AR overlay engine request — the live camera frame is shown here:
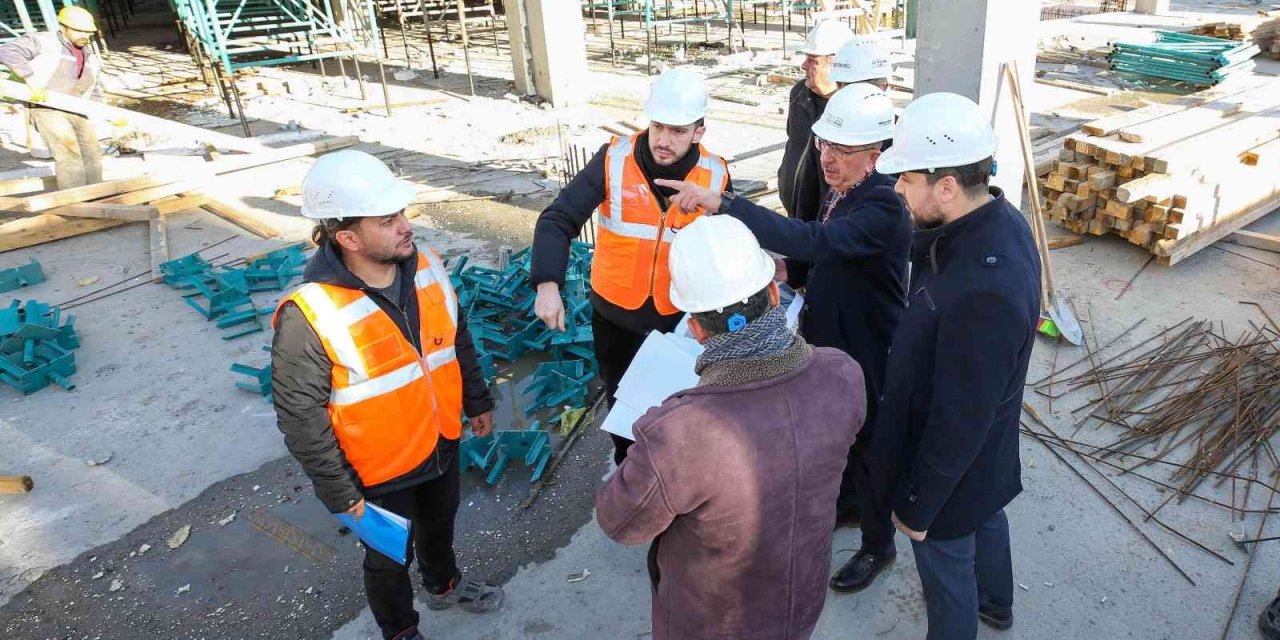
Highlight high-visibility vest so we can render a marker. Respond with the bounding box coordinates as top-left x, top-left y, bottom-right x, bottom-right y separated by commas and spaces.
594, 133, 730, 315
273, 250, 463, 487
